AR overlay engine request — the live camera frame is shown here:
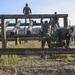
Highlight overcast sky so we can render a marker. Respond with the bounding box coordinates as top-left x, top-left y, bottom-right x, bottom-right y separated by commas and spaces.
0, 0, 75, 26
